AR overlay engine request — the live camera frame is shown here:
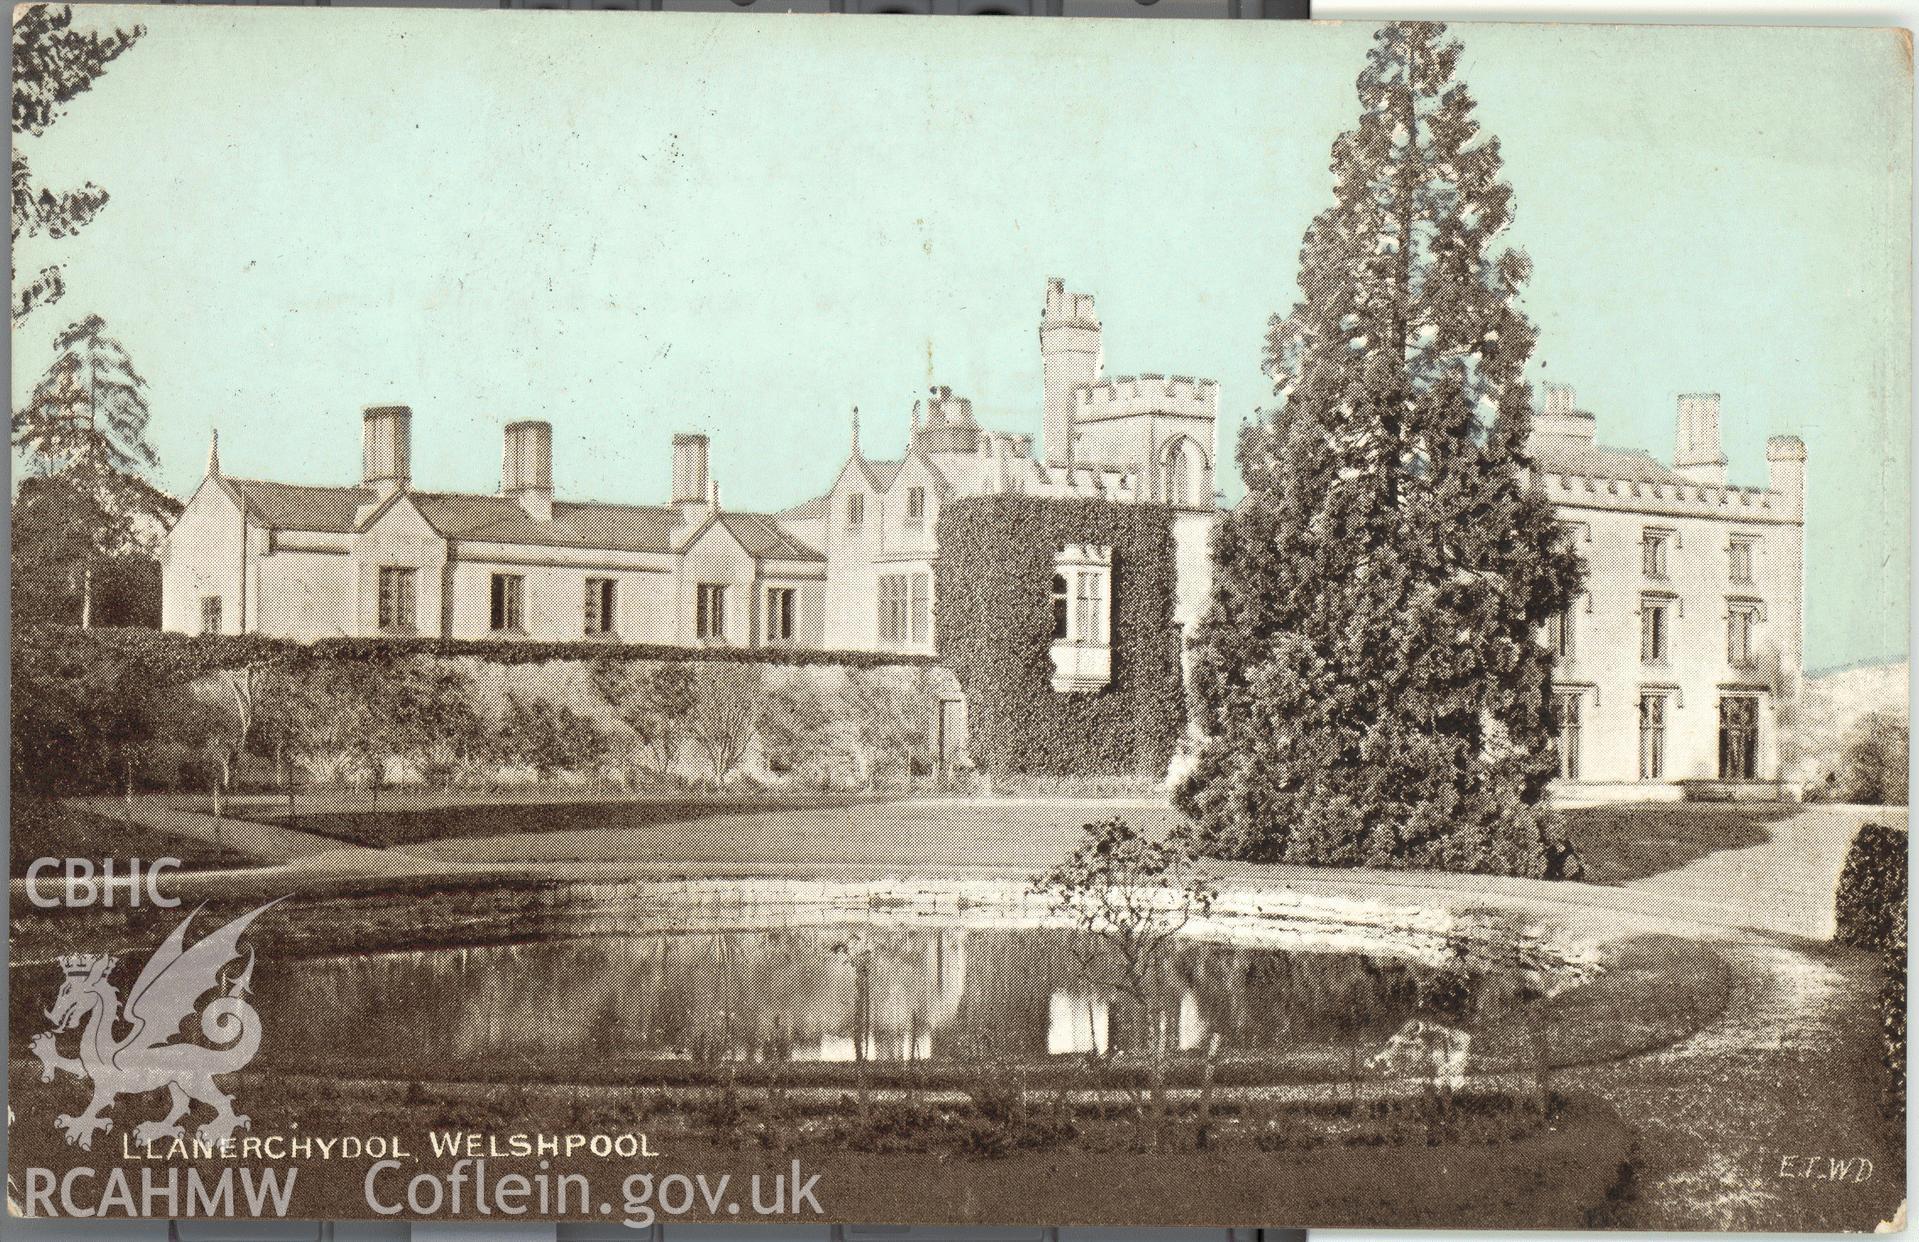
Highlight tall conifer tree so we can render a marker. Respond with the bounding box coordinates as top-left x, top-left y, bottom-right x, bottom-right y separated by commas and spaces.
1175, 23, 1583, 877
